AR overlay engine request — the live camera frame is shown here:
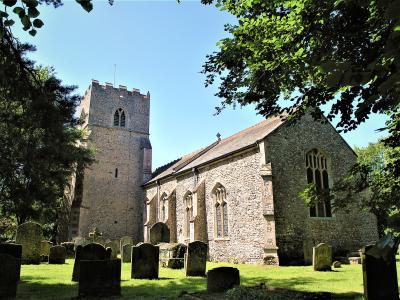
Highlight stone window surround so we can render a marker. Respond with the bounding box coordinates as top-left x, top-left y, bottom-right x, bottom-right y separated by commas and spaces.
212, 182, 229, 239
159, 192, 169, 223
111, 106, 128, 128
305, 148, 335, 219
183, 191, 194, 240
